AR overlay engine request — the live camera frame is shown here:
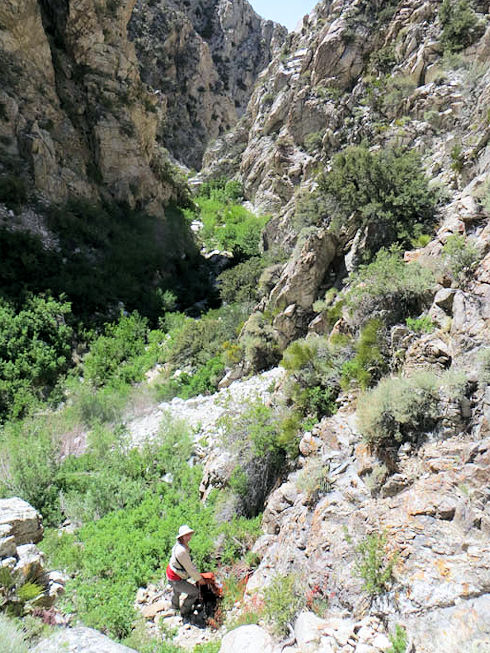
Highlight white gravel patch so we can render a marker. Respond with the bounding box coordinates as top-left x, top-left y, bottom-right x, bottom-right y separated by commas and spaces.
128, 367, 285, 446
